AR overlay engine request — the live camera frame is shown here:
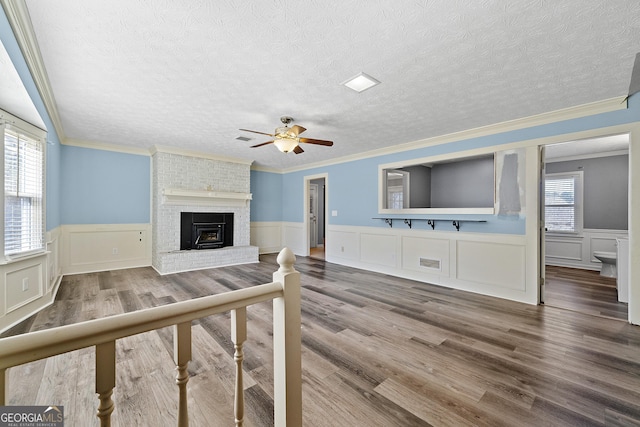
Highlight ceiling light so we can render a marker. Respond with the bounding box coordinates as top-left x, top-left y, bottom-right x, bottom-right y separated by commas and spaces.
273, 137, 299, 153
342, 72, 381, 93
